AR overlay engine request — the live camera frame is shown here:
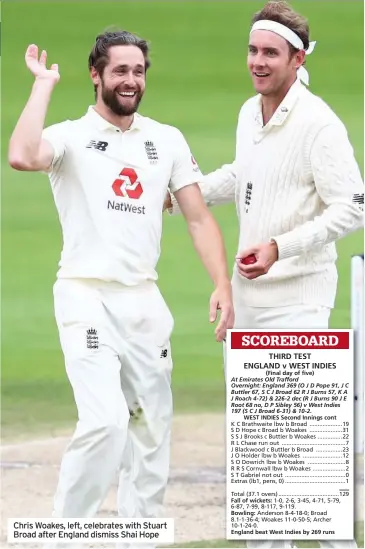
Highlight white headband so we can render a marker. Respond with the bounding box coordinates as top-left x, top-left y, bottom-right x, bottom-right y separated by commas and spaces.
250, 20, 316, 85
